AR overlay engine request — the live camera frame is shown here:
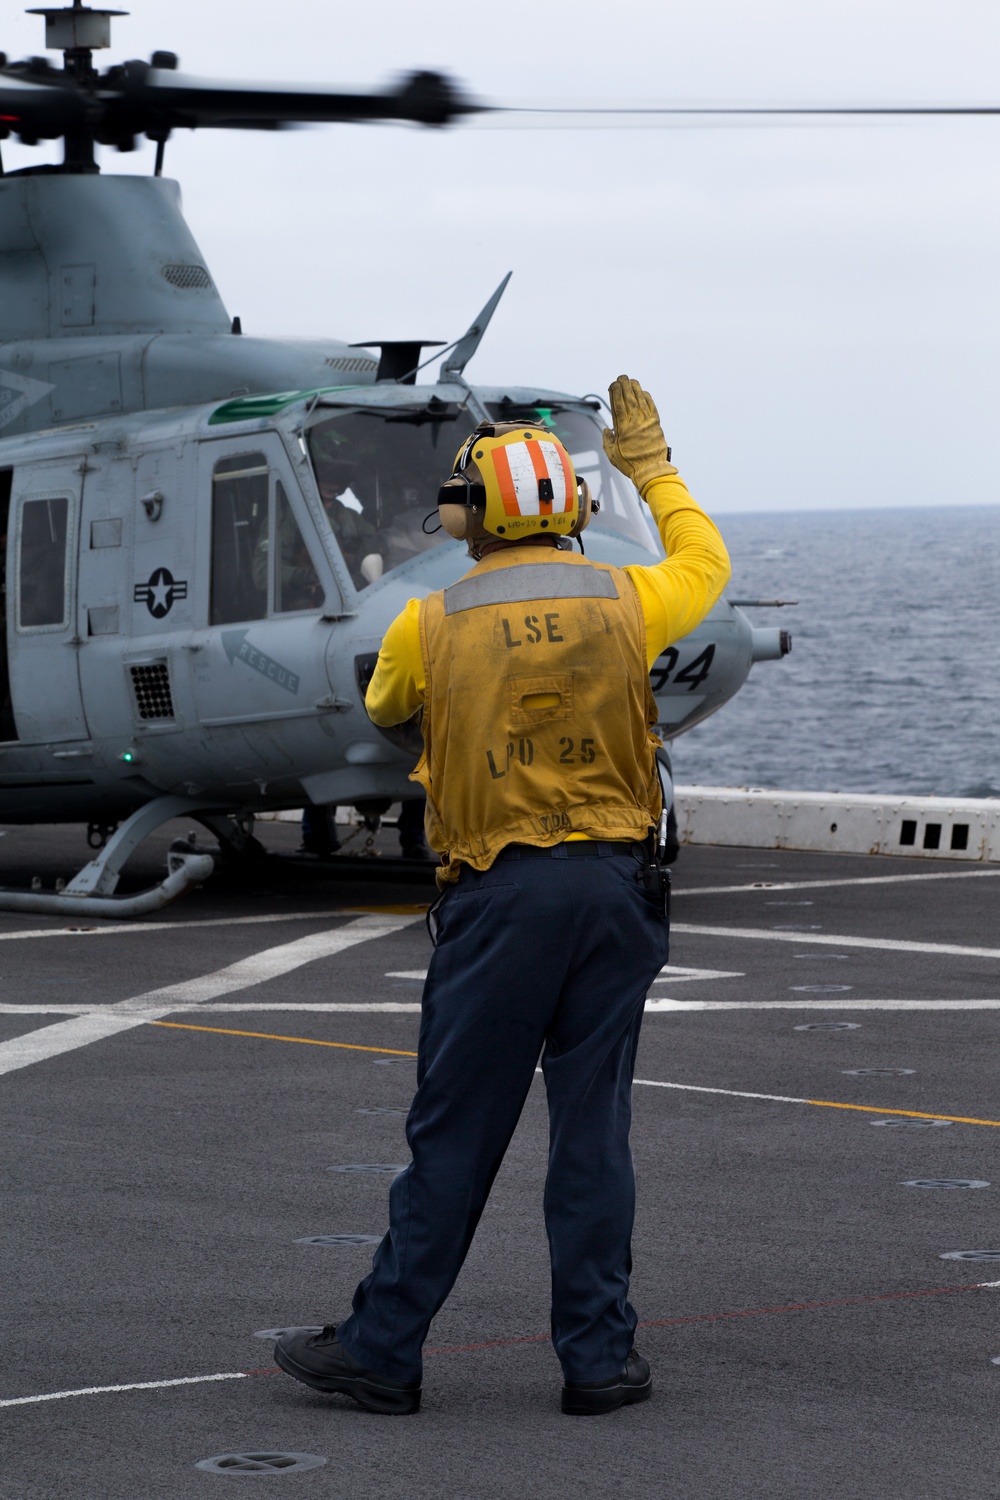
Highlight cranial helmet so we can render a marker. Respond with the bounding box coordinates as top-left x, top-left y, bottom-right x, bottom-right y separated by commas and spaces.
437, 422, 594, 543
